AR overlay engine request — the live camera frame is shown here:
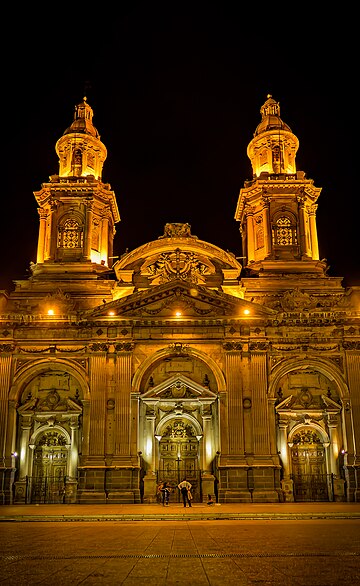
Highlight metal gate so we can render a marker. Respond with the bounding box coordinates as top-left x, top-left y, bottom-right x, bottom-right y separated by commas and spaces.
291, 474, 331, 501
26, 475, 66, 504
